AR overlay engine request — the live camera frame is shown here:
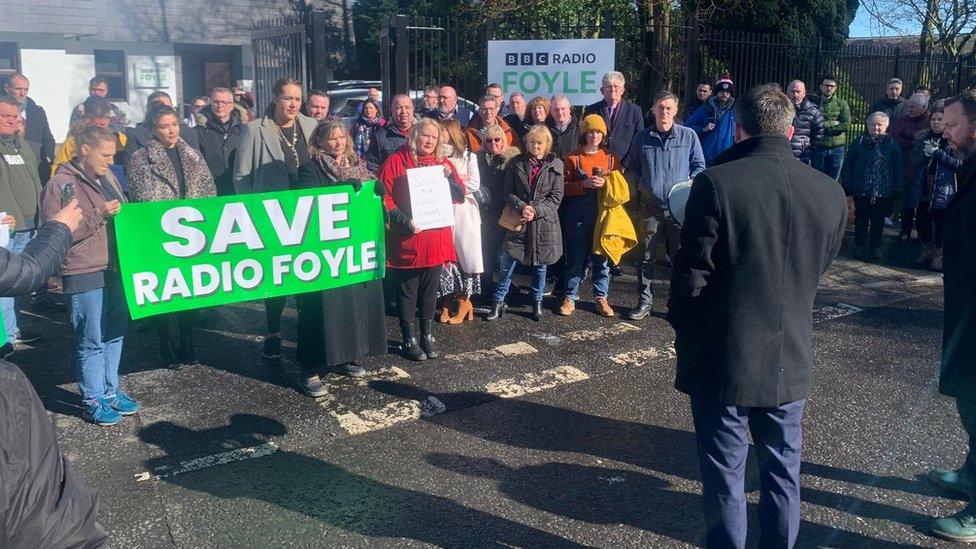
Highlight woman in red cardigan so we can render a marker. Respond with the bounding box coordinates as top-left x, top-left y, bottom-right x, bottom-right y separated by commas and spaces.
378, 118, 465, 361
